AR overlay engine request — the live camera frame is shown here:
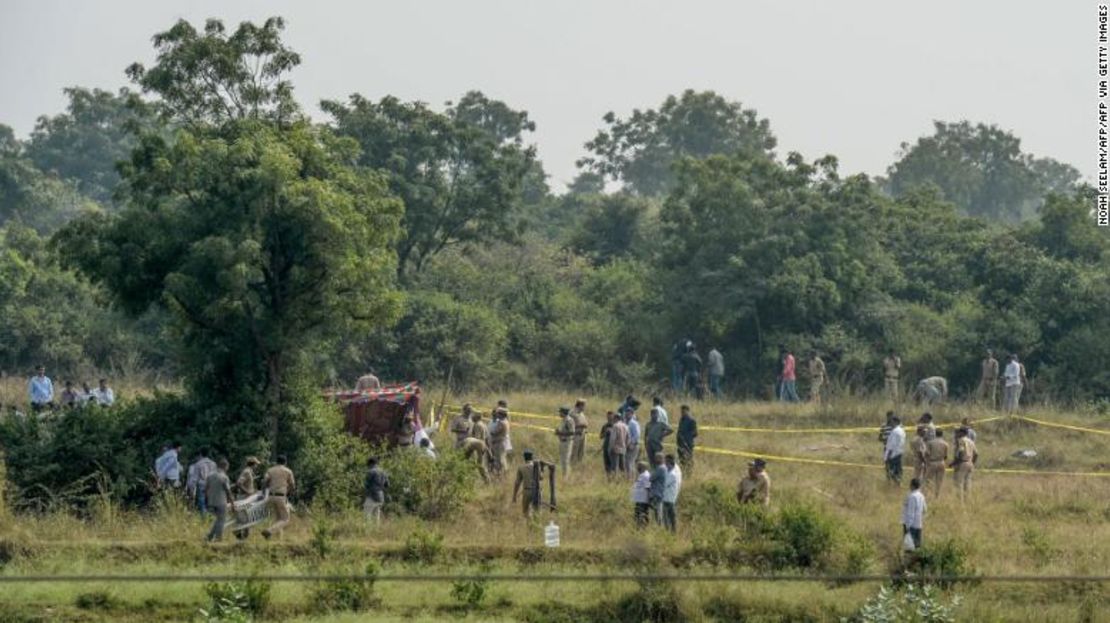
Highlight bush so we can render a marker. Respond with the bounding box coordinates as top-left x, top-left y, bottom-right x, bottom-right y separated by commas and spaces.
450, 563, 491, 609
74, 591, 119, 610
681, 481, 773, 536
382, 447, 476, 520
772, 502, 837, 569
310, 560, 381, 613
202, 580, 271, 617
612, 580, 694, 623
905, 538, 977, 587
844, 583, 962, 623
402, 527, 445, 564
